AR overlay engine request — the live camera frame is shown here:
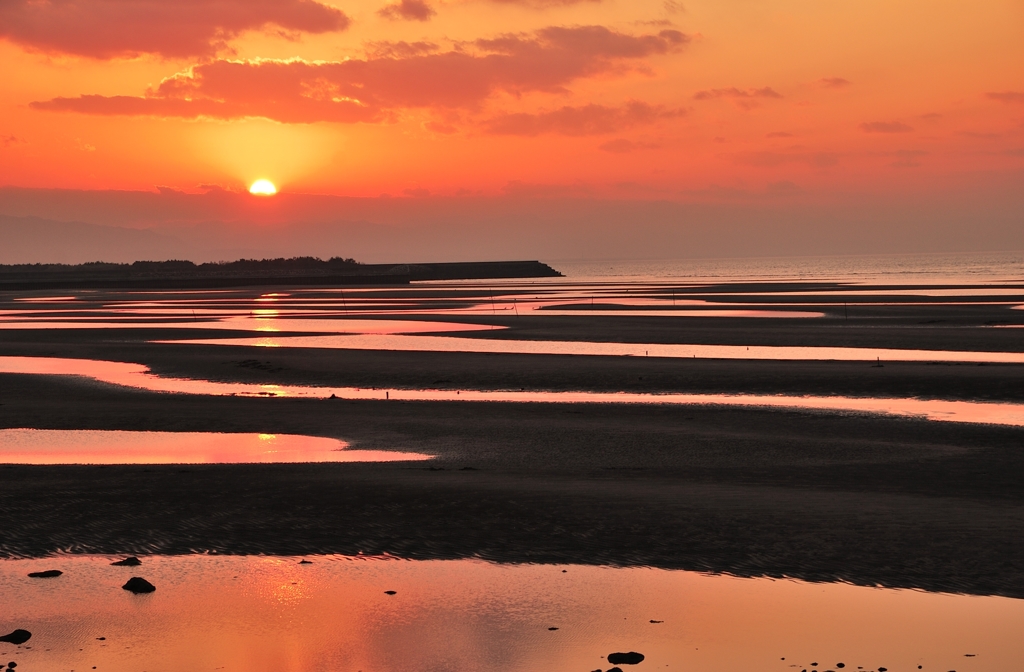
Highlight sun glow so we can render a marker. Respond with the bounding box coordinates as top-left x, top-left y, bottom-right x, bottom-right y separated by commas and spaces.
249, 179, 277, 195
